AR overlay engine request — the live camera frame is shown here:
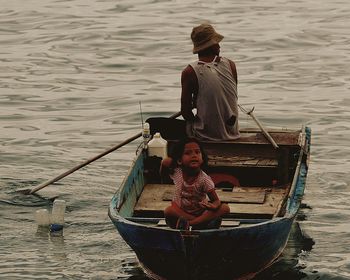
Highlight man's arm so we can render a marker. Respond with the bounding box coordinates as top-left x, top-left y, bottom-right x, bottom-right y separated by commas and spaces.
181, 65, 198, 121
